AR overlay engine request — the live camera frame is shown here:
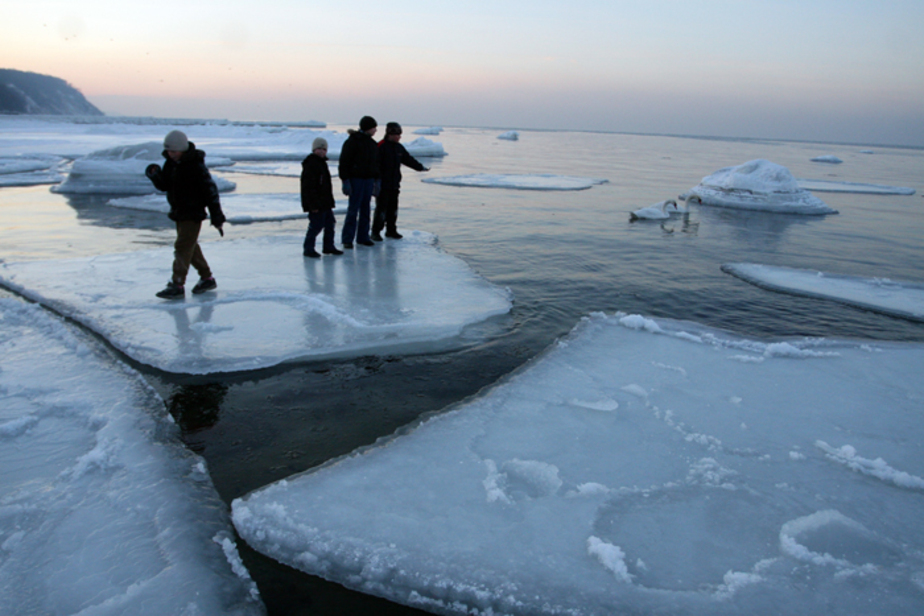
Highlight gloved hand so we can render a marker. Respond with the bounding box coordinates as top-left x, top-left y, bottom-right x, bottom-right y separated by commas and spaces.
341, 180, 351, 196
145, 163, 162, 180
215, 224, 224, 237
